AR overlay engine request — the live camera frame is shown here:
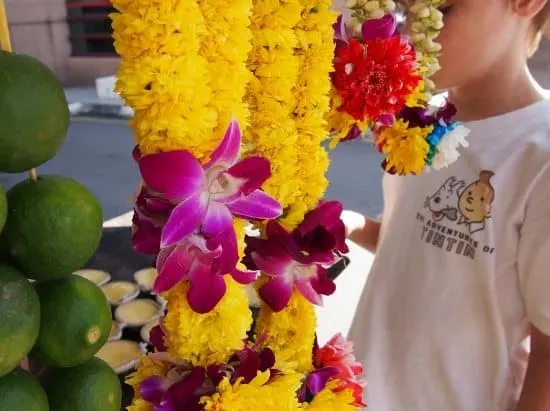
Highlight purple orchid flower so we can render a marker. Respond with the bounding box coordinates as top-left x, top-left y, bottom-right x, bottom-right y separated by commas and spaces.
361, 13, 397, 41
137, 120, 282, 248
398, 101, 458, 128
244, 220, 337, 312
149, 323, 167, 352
132, 187, 175, 254
140, 367, 207, 411
295, 201, 349, 260
228, 346, 277, 384
154, 229, 256, 313
298, 366, 340, 402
